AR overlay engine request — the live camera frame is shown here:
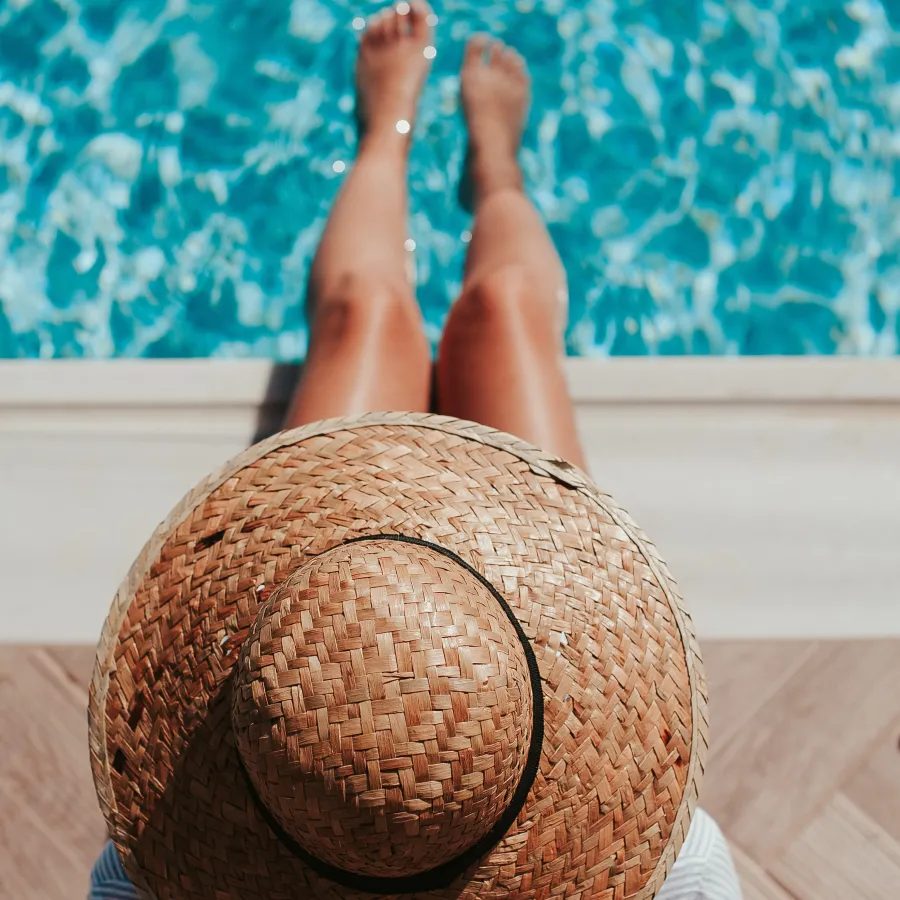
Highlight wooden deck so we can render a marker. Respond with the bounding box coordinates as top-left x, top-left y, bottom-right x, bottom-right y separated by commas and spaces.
1, 641, 898, 899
